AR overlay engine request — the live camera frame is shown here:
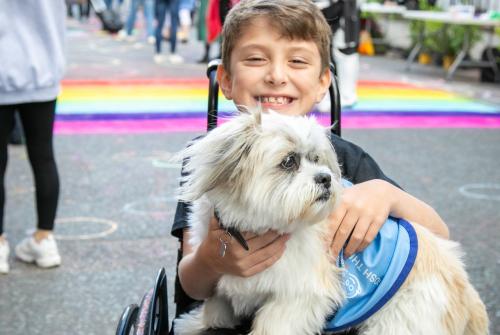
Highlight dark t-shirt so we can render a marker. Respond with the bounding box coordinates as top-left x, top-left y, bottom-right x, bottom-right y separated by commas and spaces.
169, 133, 399, 333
